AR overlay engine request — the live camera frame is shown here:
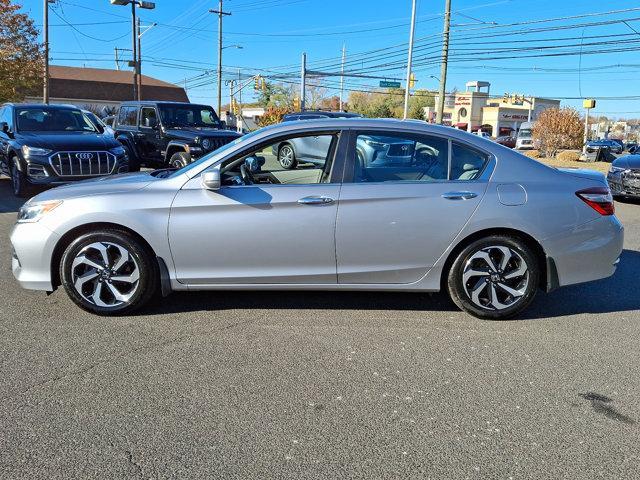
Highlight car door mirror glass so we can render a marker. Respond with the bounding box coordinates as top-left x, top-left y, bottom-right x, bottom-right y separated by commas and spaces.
202, 168, 221, 190
0, 122, 9, 134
